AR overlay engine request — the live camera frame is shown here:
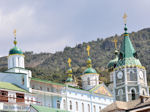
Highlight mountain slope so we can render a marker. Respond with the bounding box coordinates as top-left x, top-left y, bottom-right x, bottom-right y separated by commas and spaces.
0, 28, 150, 84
